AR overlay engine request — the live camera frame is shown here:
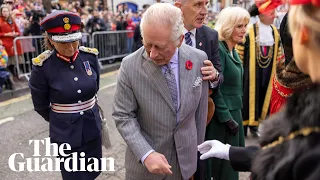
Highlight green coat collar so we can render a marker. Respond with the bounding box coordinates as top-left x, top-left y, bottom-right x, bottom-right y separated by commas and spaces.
218, 41, 242, 65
